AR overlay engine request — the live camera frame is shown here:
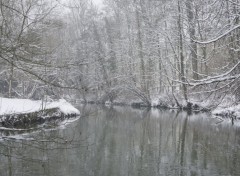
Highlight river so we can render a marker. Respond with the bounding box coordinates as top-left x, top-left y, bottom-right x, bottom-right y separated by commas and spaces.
0, 105, 240, 176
